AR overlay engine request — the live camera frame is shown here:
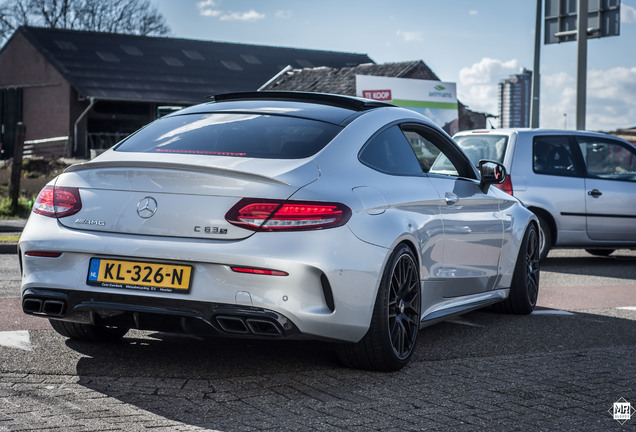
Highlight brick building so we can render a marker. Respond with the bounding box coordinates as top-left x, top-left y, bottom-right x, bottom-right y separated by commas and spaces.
0, 27, 372, 159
